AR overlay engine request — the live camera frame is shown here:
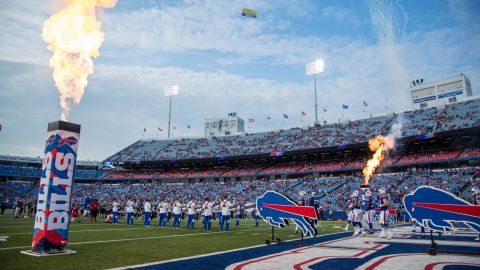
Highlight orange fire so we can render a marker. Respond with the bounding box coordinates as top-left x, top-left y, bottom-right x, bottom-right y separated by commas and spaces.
362, 135, 394, 185
42, 0, 117, 121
